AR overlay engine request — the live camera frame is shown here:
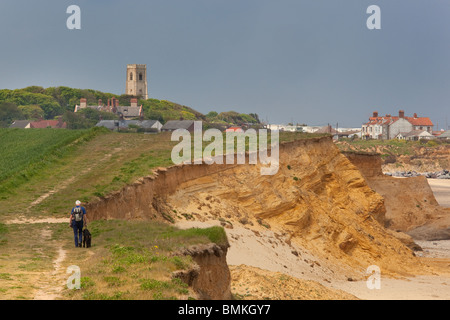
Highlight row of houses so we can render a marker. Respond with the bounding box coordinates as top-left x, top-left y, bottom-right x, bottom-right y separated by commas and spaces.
94, 120, 248, 133
9, 119, 67, 129
94, 119, 193, 132
267, 109, 450, 142
267, 124, 362, 138
75, 97, 143, 120
362, 110, 435, 140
